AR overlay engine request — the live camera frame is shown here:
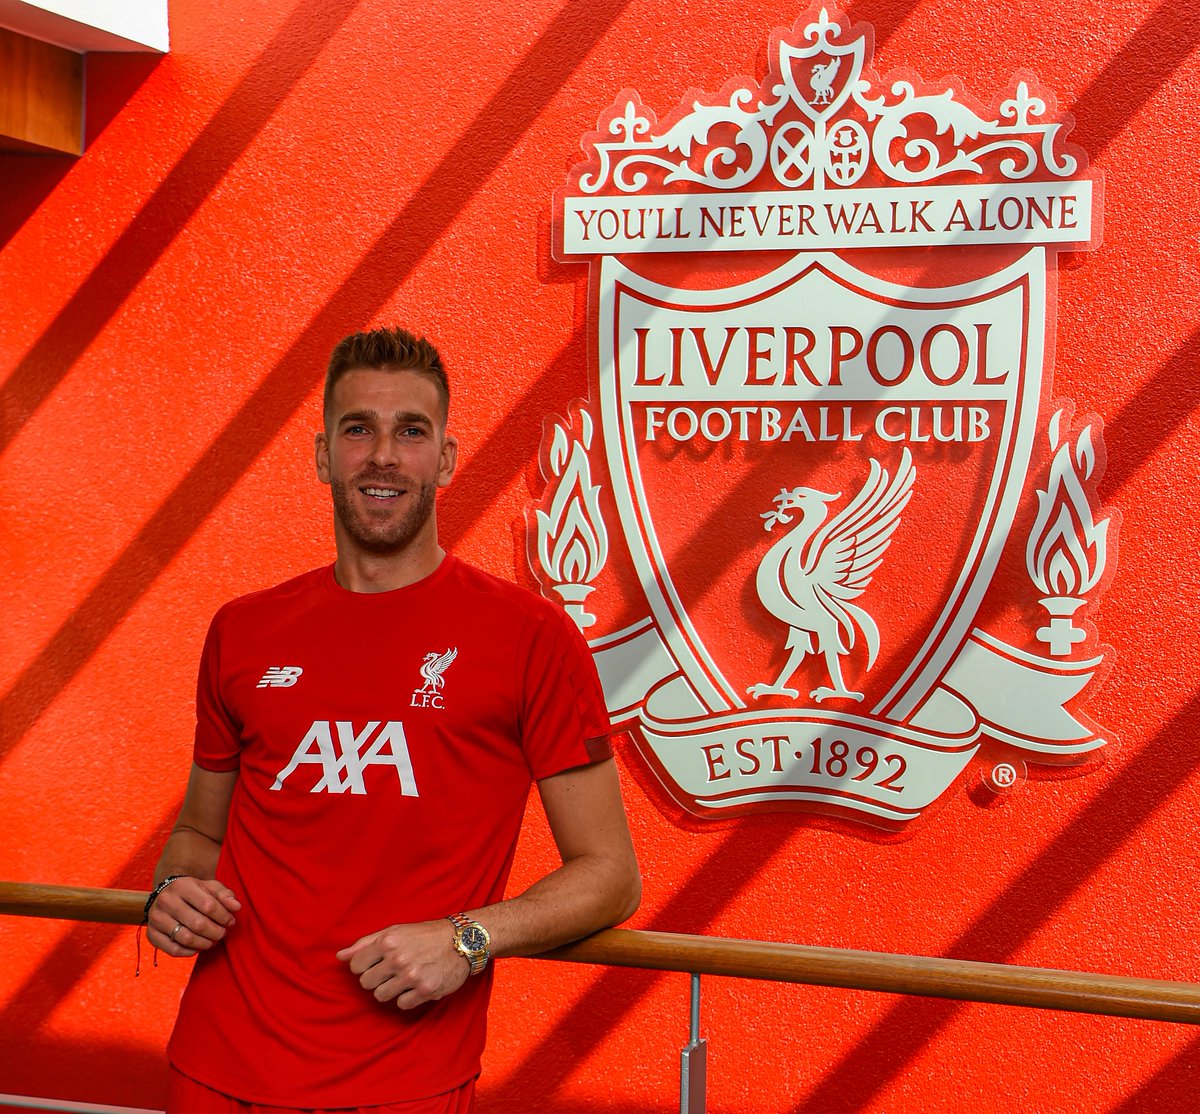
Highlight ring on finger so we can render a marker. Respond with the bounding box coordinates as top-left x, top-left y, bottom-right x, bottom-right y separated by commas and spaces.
169, 922, 184, 943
